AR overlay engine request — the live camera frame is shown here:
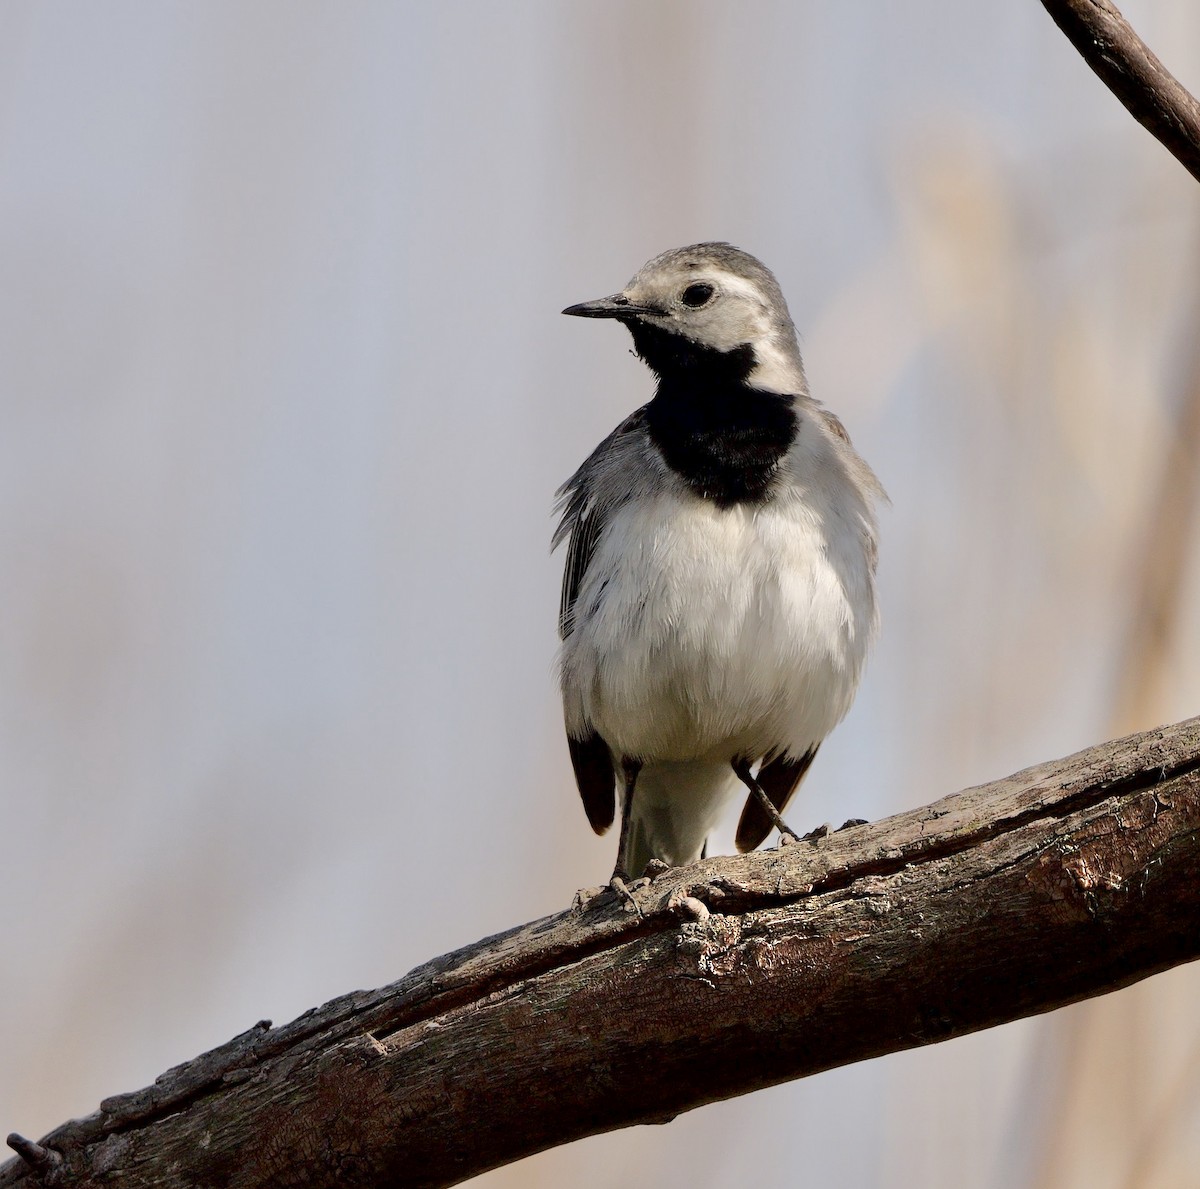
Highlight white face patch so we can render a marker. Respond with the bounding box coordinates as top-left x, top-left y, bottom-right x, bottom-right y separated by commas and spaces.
703, 270, 801, 389
694, 270, 771, 349
745, 336, 800, 393
622, 264, 804, 392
